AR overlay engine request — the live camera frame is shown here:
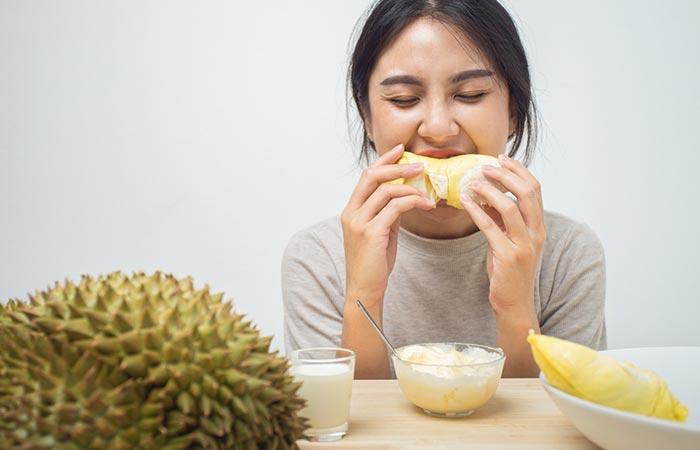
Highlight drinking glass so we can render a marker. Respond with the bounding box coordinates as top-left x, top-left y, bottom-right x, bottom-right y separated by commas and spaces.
290, 347, 355, 442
